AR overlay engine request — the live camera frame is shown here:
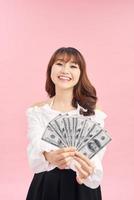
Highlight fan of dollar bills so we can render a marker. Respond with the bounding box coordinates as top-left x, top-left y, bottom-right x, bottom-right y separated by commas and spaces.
41, 113, 112, 159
